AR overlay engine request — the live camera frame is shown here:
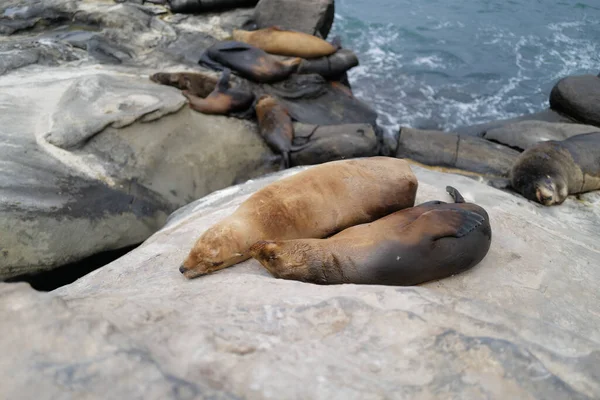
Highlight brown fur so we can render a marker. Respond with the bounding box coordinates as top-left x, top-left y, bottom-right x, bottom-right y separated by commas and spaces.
149, 72, 218, 98
232, 27, 338, 59
255, 95, 297, 168
250, 189, 492, 286
180, 157, 418, 279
